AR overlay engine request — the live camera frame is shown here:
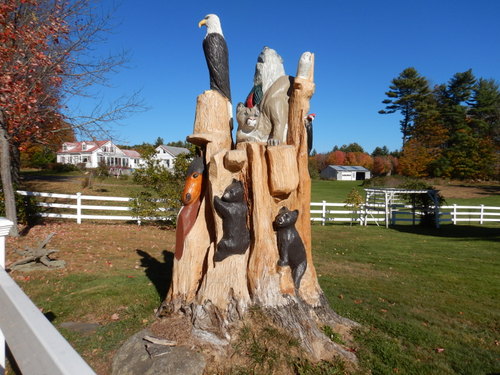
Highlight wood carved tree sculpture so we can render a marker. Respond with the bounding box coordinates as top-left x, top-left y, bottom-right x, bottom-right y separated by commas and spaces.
159, 15, 358, 367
